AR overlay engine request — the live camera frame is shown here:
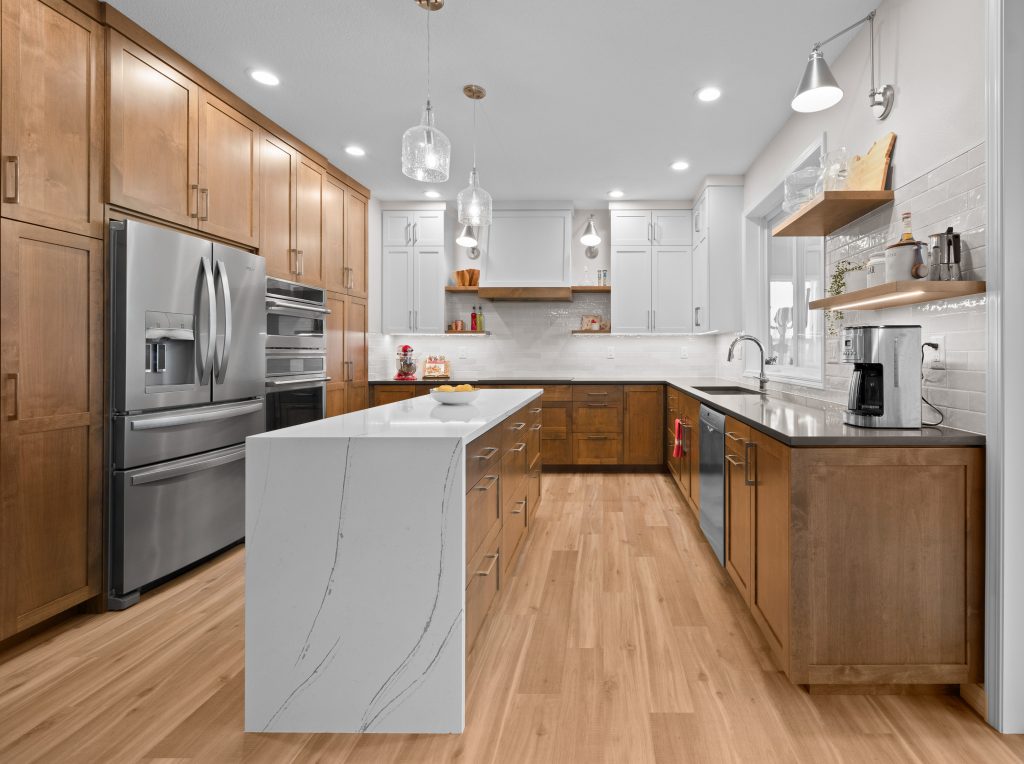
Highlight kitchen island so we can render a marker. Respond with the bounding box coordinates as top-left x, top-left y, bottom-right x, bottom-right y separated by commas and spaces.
244, 389, 542, 734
